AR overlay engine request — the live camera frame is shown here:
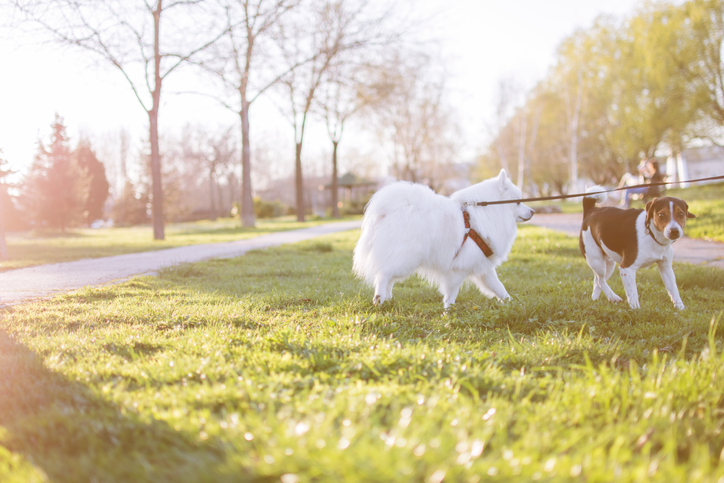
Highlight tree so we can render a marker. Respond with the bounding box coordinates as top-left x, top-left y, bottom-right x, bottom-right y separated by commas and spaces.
197, 0, 300, 227
179, 125, 238, 218
277, 1, 347, 221
552, 21, 618, 189
665, 0, 724, 142
74, 139, 110, 224
374, 52, 459, 190
21, 114, 85, 231
0, 151, 12, 260
277, 0, 404, 221
486, 77, 524, 177
317, 61, 369, 217
14, 0, 227, 239
112, 180, 150, 226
